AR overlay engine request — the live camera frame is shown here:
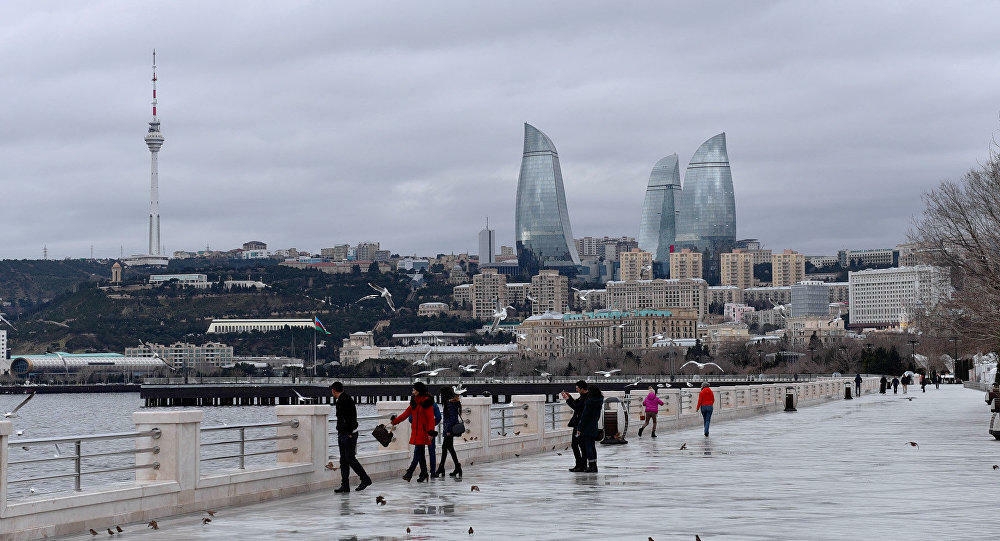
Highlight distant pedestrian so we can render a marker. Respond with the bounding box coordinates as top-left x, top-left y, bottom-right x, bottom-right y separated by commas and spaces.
390, 381, 436, 483
561, 382, 587, 472
902, 374, 910, 394
879, 376, 887, 394
854, 373, 862, 396
576, 381, 604, 473
330, 382, 372, 493
933, 371, 941, 390
637, 386, 664, 438
920, 374, 927, 393
892, 377, 899, 394
697, 382, 715, 437
434, 386, 463, 479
